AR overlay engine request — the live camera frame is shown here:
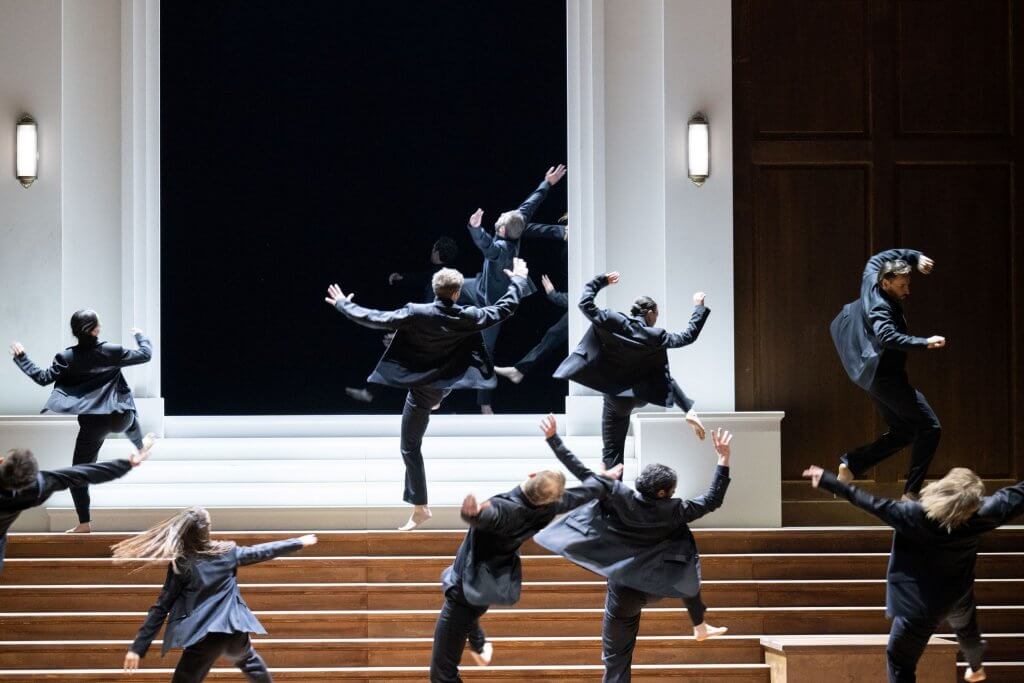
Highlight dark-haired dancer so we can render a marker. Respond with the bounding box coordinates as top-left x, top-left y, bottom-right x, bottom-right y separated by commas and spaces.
463, 164, 568, 414
118, 507, 318, 681
0, 447, 151, 573
430, 414, 622, 682
495, 275, 568, 385
804, 465, 1024, 682
555, 271, 709, 469
831, 249, 945, 498
326, 259, 530, 531
10, 309, 155, 533
535, 429, 733, 682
